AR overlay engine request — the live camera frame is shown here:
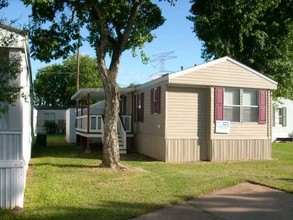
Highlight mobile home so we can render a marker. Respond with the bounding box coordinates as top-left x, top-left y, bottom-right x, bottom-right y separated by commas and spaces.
72, 57, 277, 162
272, 98, 293, 141
0, 23, 33, 208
